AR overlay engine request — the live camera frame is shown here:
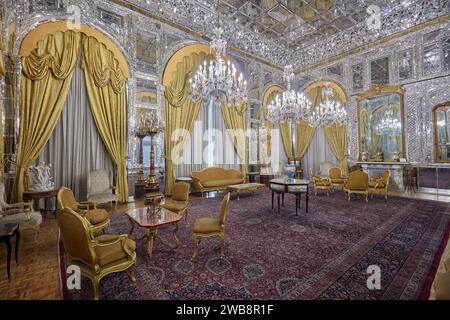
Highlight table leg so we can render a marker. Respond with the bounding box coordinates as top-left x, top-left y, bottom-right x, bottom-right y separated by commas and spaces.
271, 191, 274, 210
127, 216, 135, 236
237, 191, 240, 200
4, 238, 12, 282
14, 230, 20, 265
306, 189, 309, 213
44, 198, 49, 219
147, 229, 155, 257
298, 194, 301, 216
295, 194, 298, 216
54, 196, 58, 217
277, 194, 280, 214
282, 193, 284, 207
